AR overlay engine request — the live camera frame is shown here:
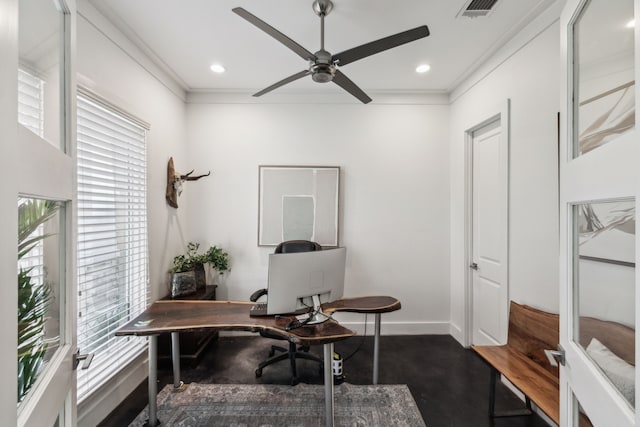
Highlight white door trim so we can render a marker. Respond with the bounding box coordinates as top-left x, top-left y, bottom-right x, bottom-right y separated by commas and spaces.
463, 99, 511, 347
